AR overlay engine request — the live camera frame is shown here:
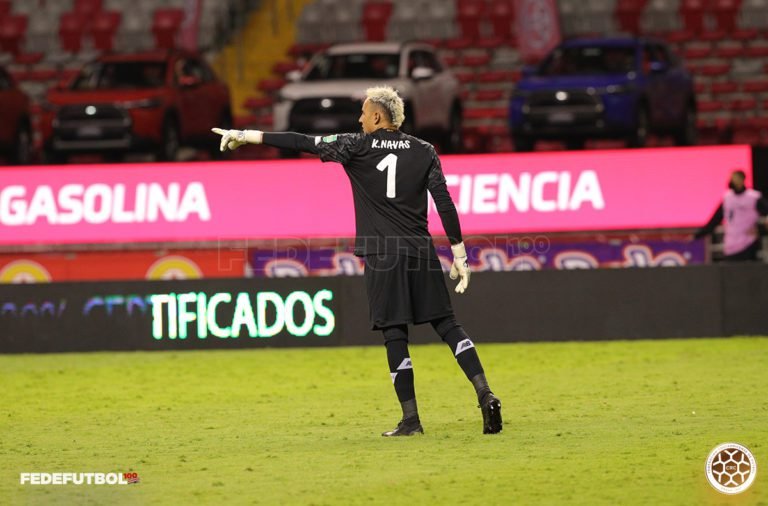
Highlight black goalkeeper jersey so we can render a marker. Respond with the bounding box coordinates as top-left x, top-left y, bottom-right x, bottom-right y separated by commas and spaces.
262, 129, 462, 258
